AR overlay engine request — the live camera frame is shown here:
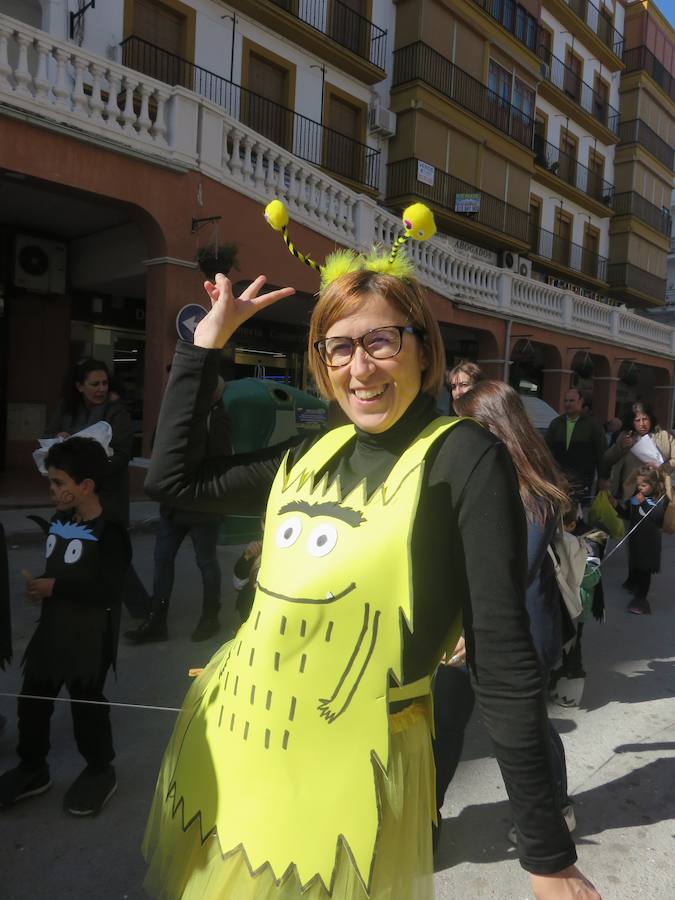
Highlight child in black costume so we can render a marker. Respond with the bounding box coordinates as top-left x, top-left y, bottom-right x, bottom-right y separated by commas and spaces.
0, 437, 131, 814
626, 466, 667, 615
